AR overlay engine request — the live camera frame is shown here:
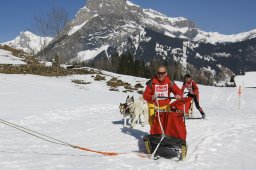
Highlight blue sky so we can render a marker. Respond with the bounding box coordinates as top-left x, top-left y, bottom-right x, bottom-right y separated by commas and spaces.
0, 0, 255, 43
